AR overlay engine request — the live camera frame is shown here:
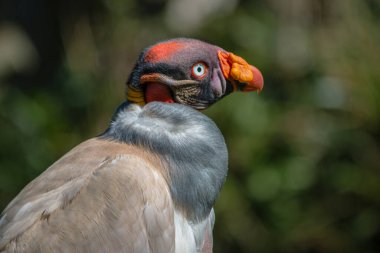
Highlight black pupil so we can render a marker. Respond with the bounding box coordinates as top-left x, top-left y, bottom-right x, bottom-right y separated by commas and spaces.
197, 66, 202, 73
